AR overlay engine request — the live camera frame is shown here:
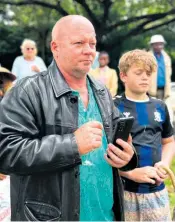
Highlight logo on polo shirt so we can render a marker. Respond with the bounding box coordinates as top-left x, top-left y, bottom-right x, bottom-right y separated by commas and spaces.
154, 110, 162, 122
123, 112, 130, 118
